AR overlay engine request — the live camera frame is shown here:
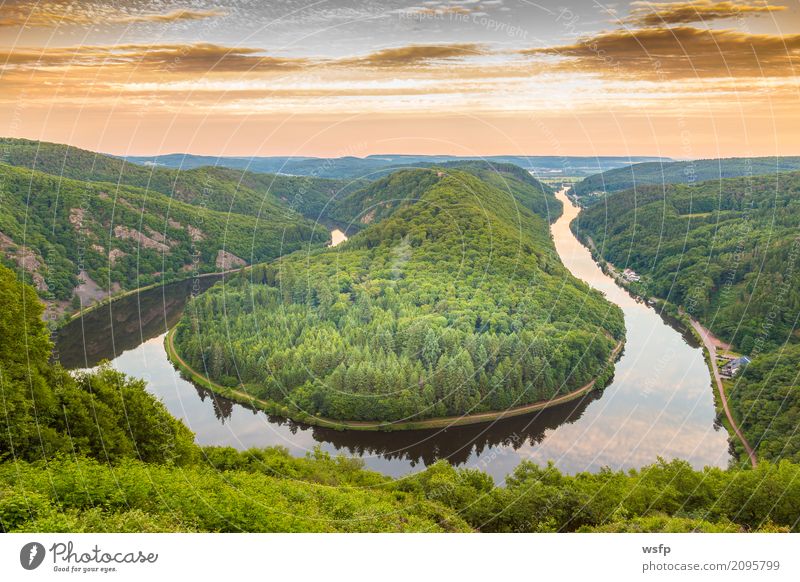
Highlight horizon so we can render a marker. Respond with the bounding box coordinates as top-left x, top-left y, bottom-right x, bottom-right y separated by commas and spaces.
9, 136, 800, 162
